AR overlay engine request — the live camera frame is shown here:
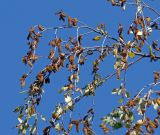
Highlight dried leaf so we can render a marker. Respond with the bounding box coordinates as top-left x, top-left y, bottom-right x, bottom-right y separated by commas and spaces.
68, 55, 74, 64
156, 98, 160, 106
154, 72, 160, 84
100, 124, 109, 134
48, 49, 55, 59
22, 56, 27, 64
20, 74, 27, 87
68, 16, 72, 26
117, 69, 121, 80
65, 44, 70, 50
55, 10, 66, 21
83, 127, 88, 135
27, 60, 33, 67
38, 24, 44, 31
148, 119, 158, 128
36, 72, 44, 82
71, 120, 80, 133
